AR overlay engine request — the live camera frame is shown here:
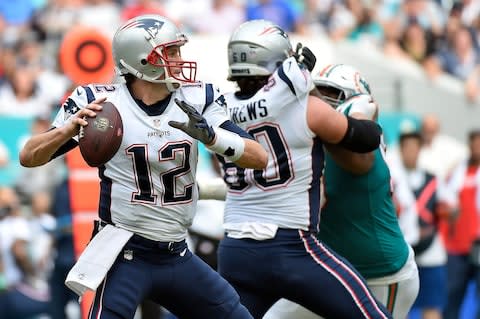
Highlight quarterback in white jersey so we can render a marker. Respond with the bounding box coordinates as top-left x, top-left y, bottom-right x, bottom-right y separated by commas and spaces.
52, 81, 230, 242
20, 14, 267, 319
216, 19, 392, 319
